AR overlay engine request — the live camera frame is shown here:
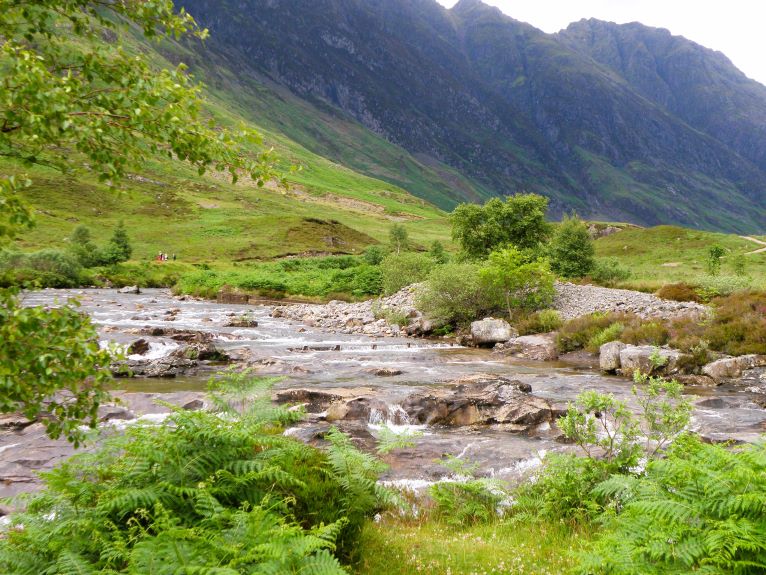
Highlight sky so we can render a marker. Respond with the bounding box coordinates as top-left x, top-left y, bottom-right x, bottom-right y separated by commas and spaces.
435, 0, 766, 86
